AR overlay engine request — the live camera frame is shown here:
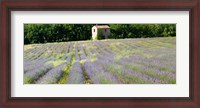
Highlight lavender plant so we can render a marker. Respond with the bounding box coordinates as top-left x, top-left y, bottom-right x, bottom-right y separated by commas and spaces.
36, 63, 67, 84
24, 37, 176, 84
24, 64, 53, 84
